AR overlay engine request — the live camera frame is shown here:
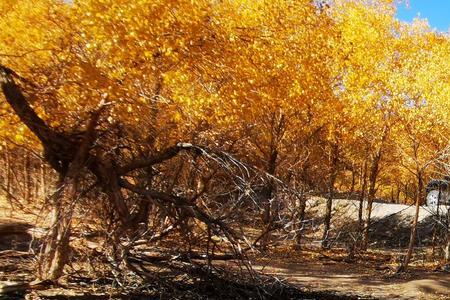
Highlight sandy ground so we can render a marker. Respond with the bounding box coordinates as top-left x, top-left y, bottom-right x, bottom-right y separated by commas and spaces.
253, 256, 450, 300
266, 198, 450, 299
1, 196, 449, 299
